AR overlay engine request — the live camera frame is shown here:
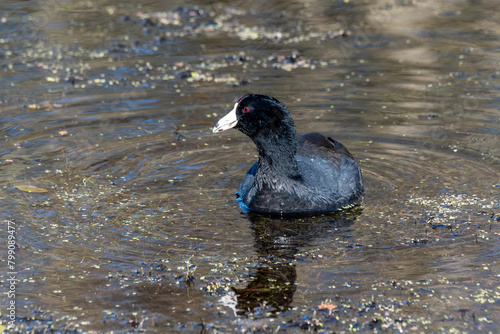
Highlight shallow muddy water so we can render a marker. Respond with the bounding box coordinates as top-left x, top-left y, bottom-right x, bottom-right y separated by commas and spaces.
1, 0, 499, 333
